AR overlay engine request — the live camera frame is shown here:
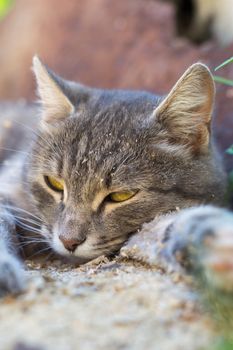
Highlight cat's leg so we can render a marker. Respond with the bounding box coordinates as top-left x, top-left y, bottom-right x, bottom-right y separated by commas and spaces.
120, 206, 233, 291
161, 206, 233, 291
0, 207, 26, 296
